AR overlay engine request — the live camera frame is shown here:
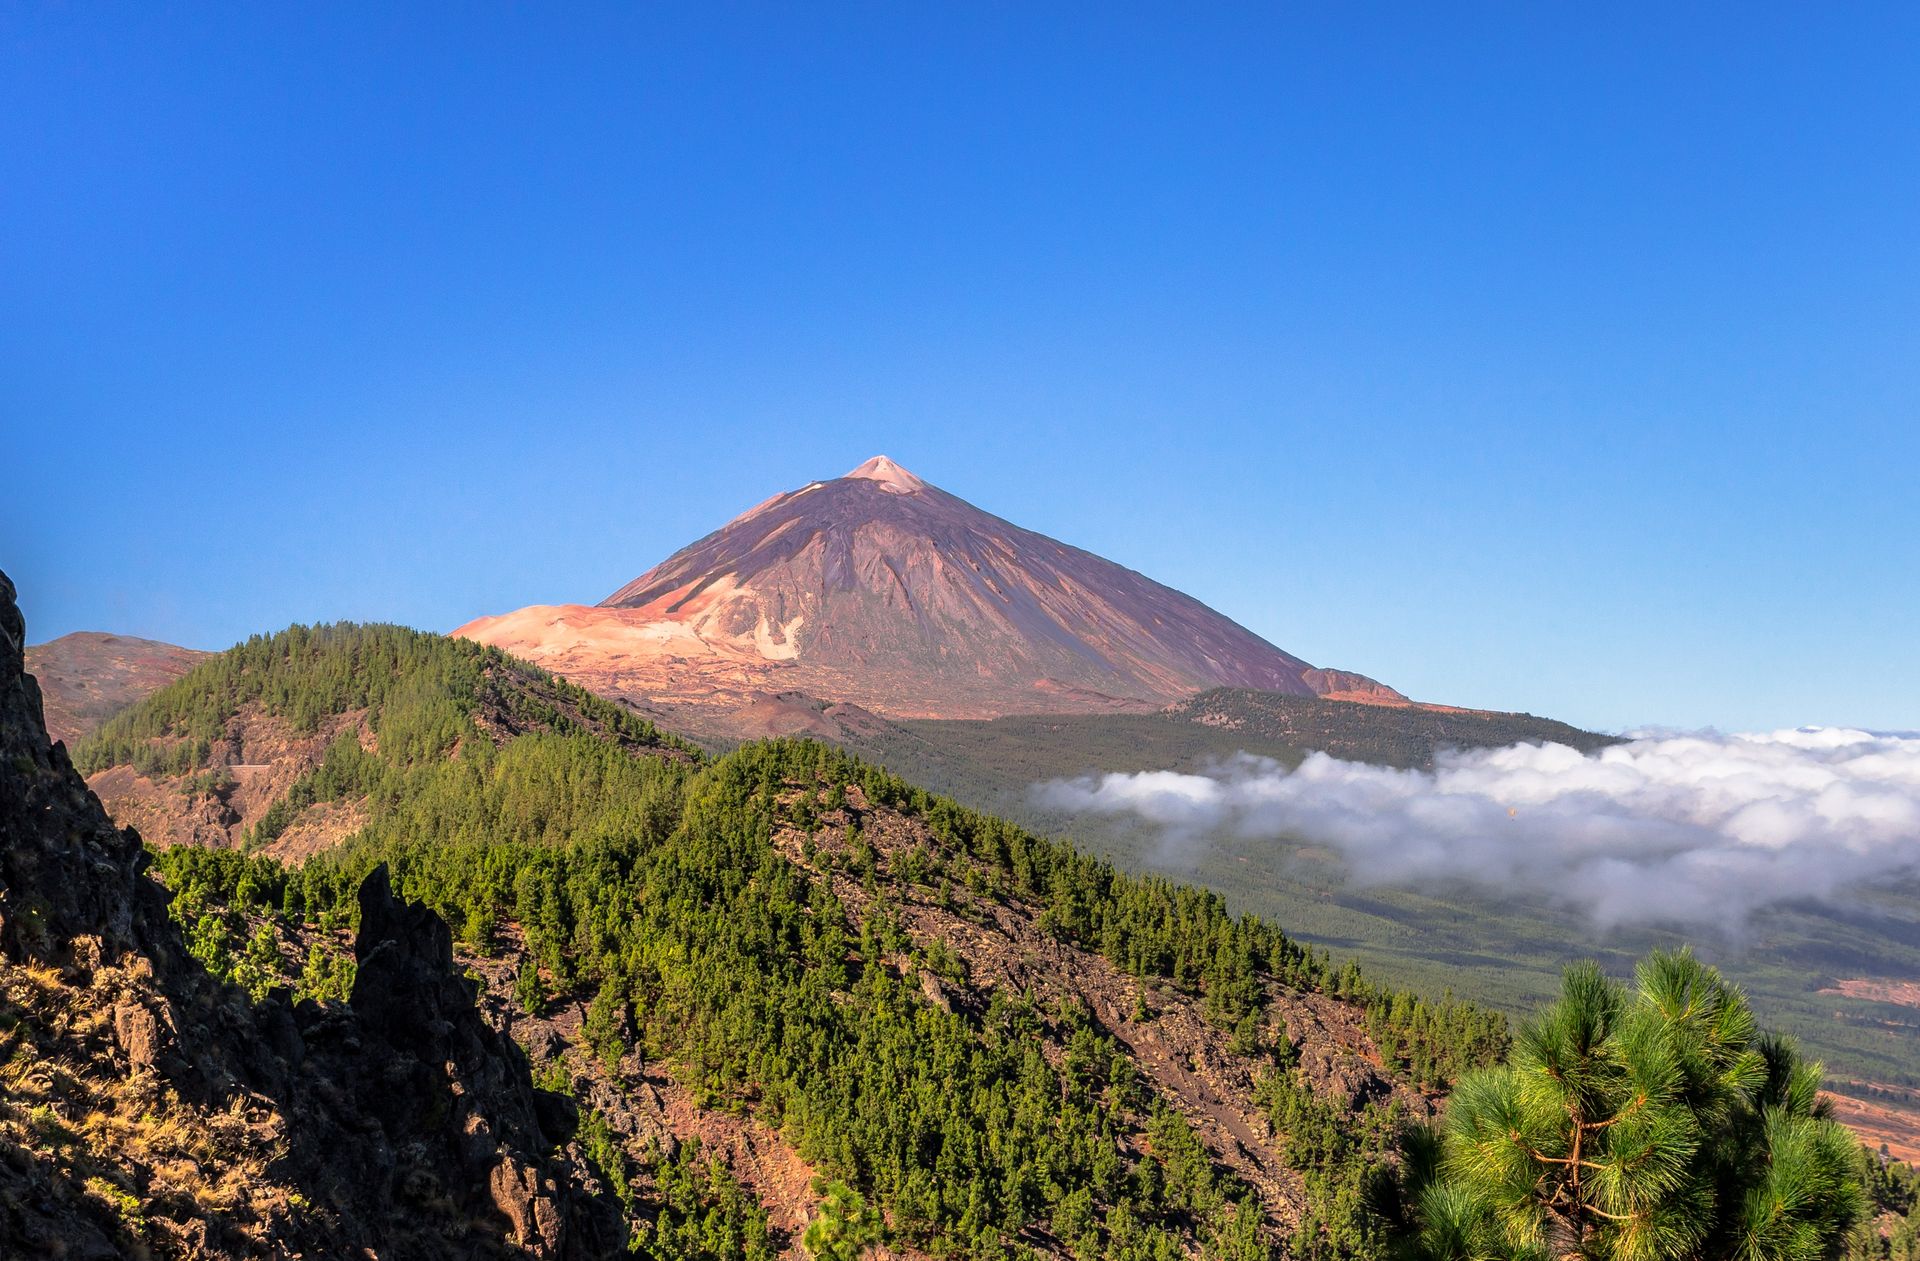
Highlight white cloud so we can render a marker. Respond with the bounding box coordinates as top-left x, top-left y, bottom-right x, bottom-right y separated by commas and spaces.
1033, 729, 1920, 931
